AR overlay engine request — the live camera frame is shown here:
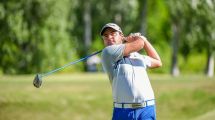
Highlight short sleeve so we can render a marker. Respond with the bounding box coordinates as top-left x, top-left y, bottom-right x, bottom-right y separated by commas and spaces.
101, 44, 125, 73
102, 44, 125, 62
143, 55, 152, 68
